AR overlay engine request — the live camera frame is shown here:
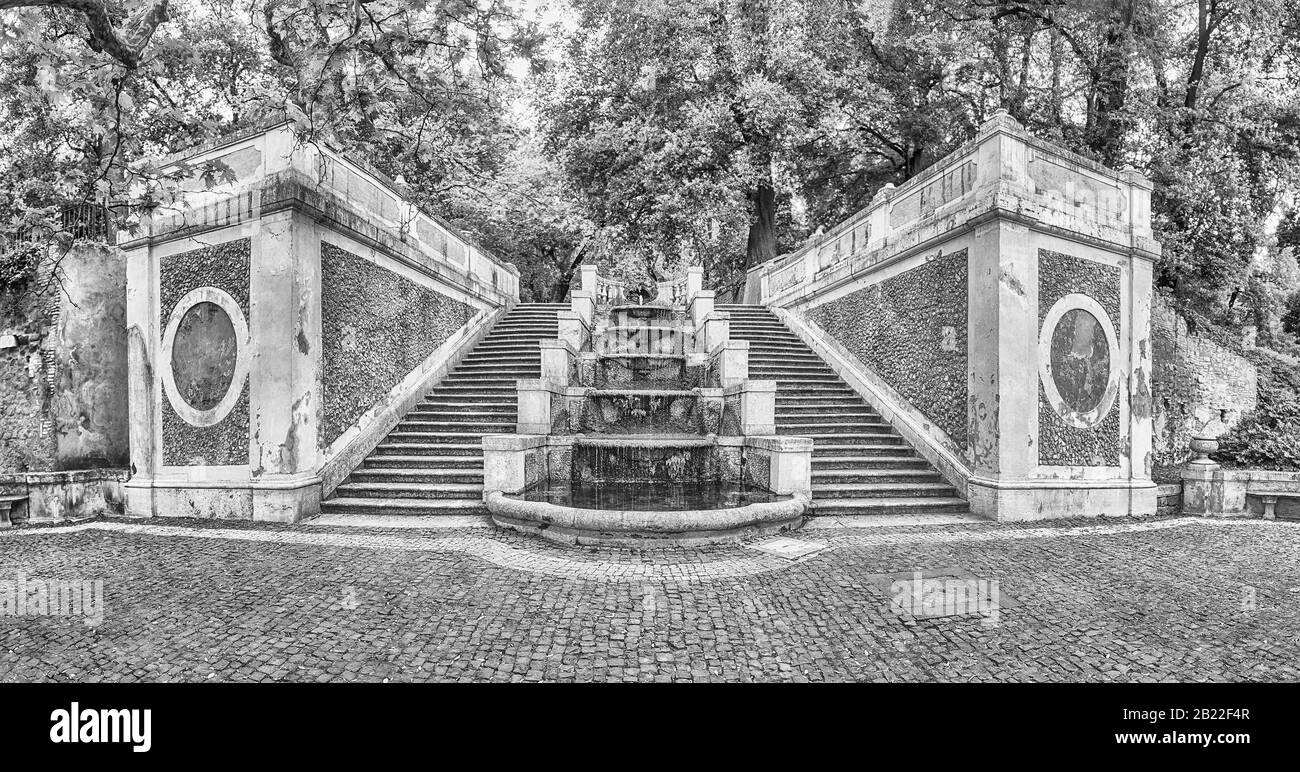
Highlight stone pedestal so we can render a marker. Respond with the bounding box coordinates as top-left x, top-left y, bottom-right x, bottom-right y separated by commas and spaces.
711, 340, 750, 387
